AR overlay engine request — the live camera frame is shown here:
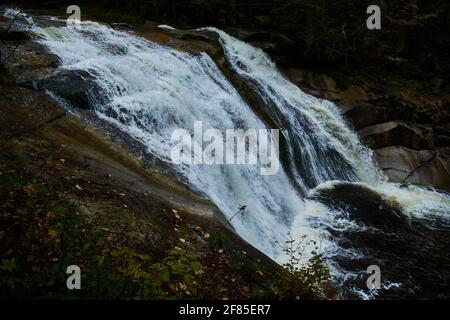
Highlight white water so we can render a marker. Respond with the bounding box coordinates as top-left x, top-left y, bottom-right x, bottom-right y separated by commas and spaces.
24, 18, 306, 259
5, 9, 449, 295
205, 28, 450, 284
